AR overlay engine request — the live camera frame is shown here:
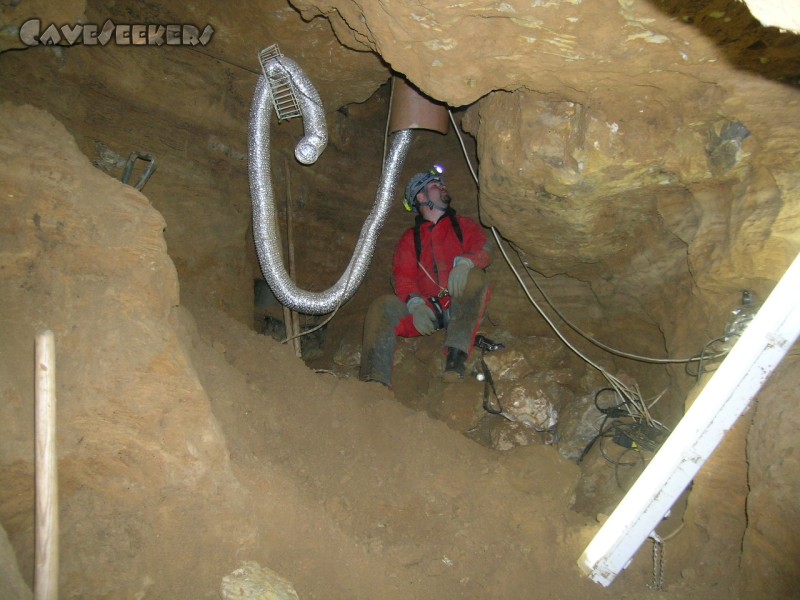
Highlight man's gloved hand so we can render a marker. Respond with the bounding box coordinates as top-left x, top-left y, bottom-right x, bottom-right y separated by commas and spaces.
407, 297, 437, 335
448, 257, 474, 298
